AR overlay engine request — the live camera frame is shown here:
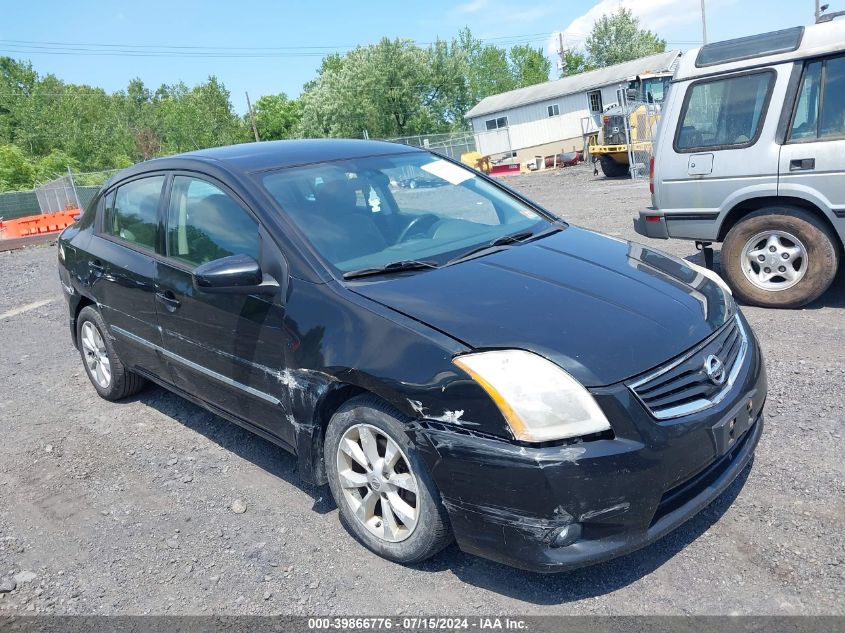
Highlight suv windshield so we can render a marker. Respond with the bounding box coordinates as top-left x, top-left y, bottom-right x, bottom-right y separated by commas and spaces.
261, 152, 553, 275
